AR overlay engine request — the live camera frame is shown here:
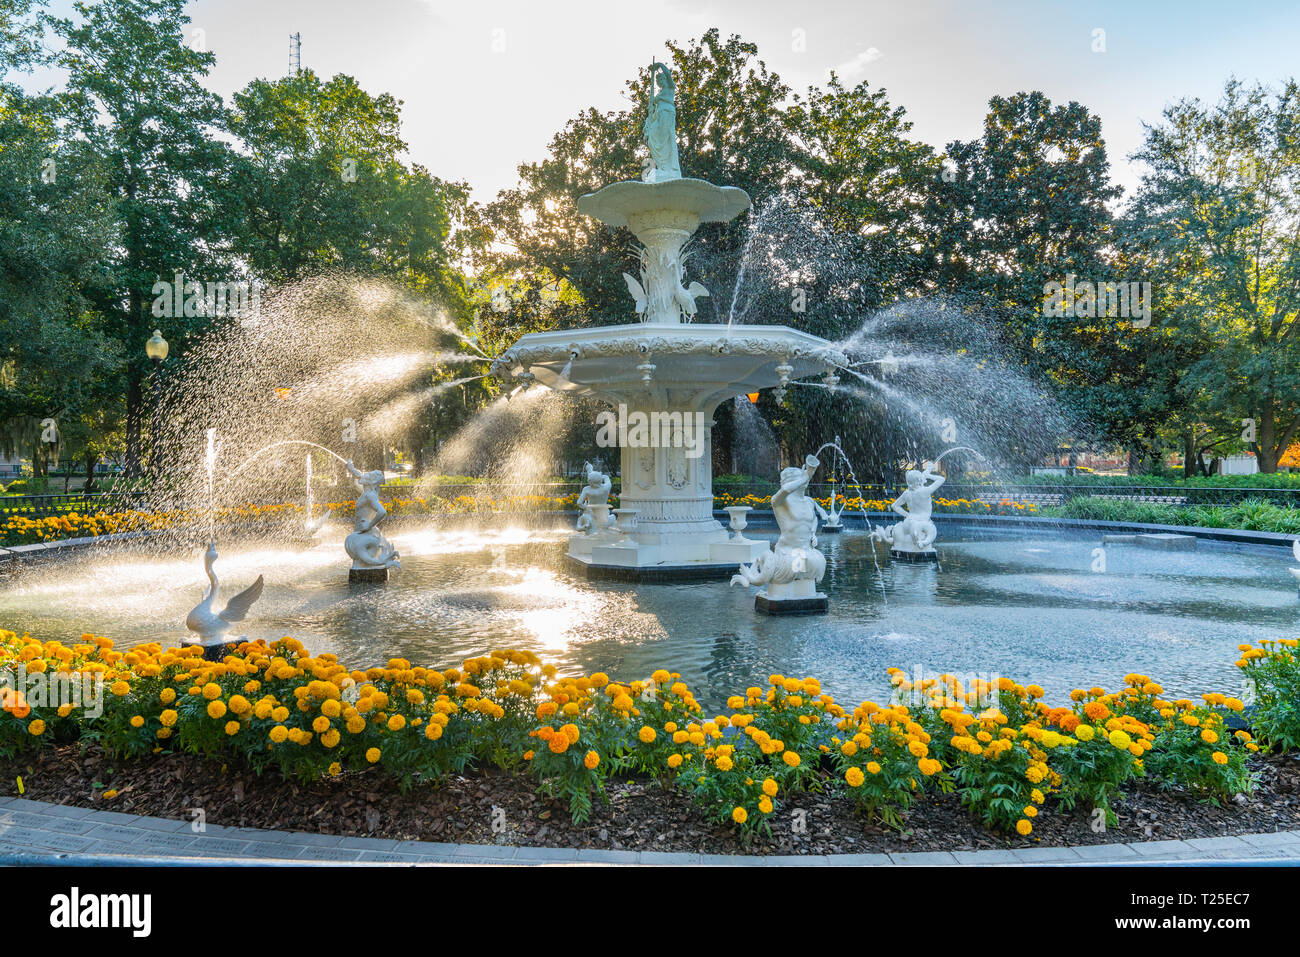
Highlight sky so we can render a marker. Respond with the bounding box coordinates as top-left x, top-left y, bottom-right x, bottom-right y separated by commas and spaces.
16, 0, 1300, 203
